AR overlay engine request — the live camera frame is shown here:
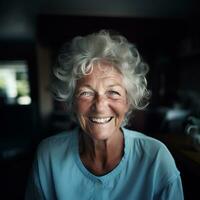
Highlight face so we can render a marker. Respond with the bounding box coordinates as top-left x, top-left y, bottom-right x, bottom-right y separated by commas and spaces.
74, 62, 129, 141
